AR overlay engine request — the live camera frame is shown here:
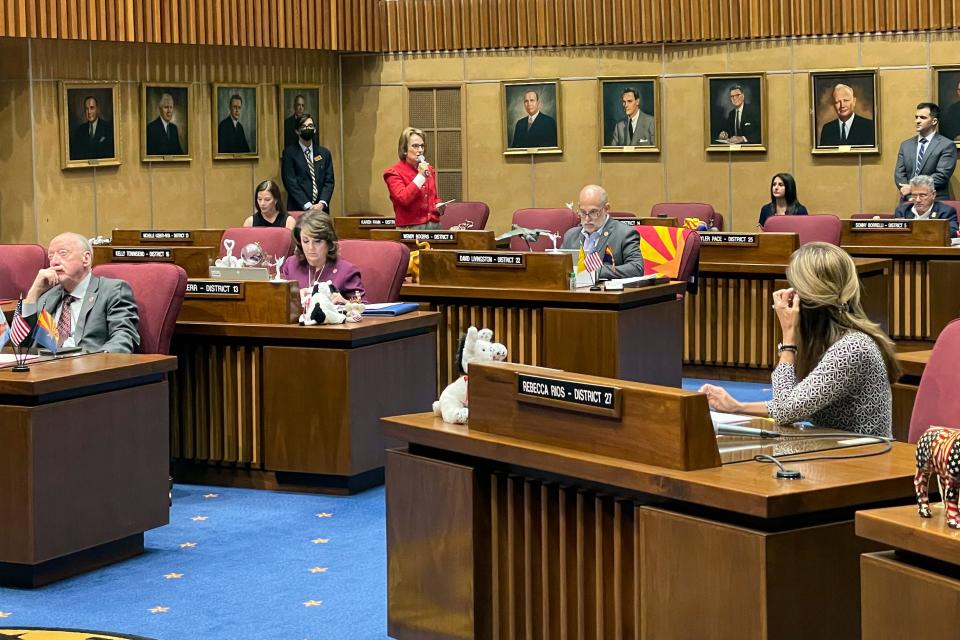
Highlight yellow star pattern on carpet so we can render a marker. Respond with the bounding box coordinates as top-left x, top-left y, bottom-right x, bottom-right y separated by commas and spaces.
303, 600, 323, 607
311, 538, 330, 544
179, 542, 197, 548
191, 516, 208, 521
203, 493, 219, 498
164, 573, 184, 579
149, 606, 170, 613
309, 567, 328, 573
0, 612, 11, 618
315, 512, 333, 518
